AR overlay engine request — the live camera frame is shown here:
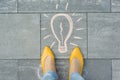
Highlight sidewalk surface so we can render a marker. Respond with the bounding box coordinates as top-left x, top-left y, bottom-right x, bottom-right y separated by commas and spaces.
0, 0, 120, 80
